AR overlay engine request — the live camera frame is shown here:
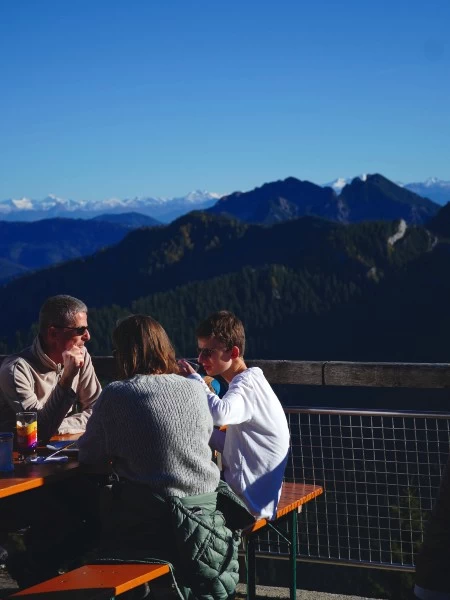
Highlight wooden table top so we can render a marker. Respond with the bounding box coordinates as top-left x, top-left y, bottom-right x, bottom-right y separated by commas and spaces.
245, 481, 324, 534
0, 433, 82, 499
